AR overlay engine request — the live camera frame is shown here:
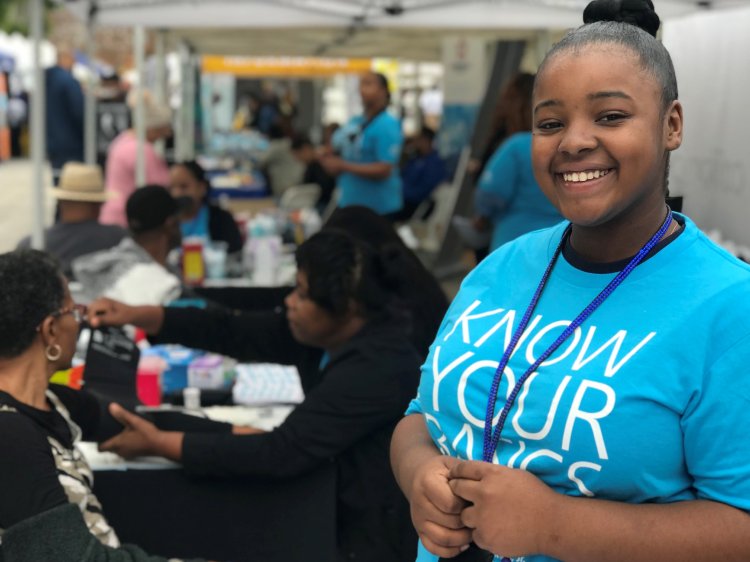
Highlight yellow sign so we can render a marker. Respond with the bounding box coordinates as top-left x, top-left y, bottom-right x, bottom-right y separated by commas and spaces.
201, 56, 373, 77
